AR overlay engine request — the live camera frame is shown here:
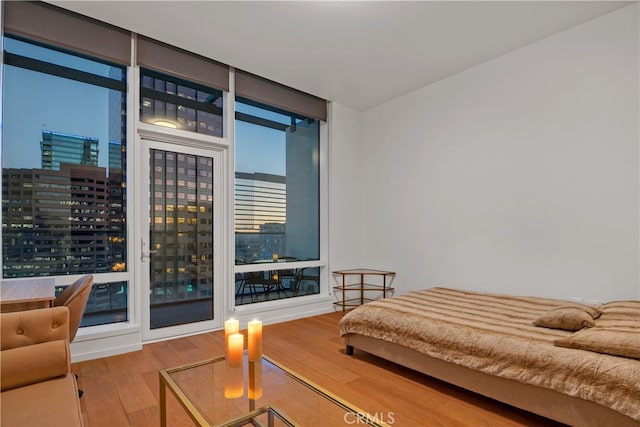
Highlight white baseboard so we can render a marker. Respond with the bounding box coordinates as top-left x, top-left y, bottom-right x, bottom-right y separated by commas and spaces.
70, 327, 142, 363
